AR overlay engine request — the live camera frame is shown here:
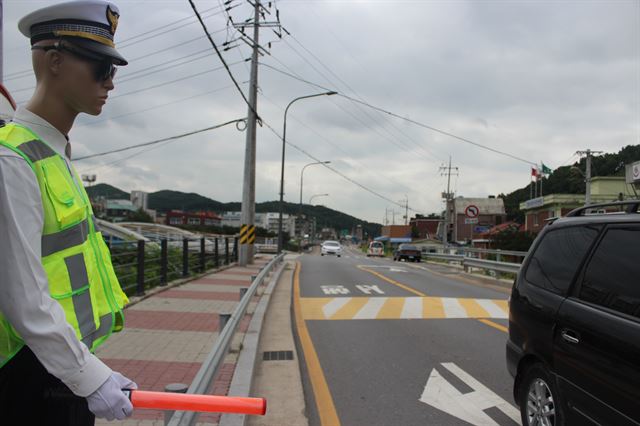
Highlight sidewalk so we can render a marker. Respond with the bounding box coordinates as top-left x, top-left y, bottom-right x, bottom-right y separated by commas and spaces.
95, 256, 272, 426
